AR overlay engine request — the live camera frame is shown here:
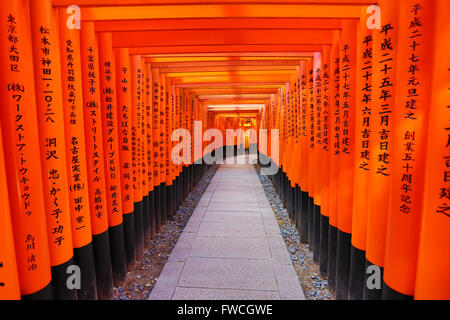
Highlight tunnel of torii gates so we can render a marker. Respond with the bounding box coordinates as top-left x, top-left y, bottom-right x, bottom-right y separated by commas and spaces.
0, 0, 448, 301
